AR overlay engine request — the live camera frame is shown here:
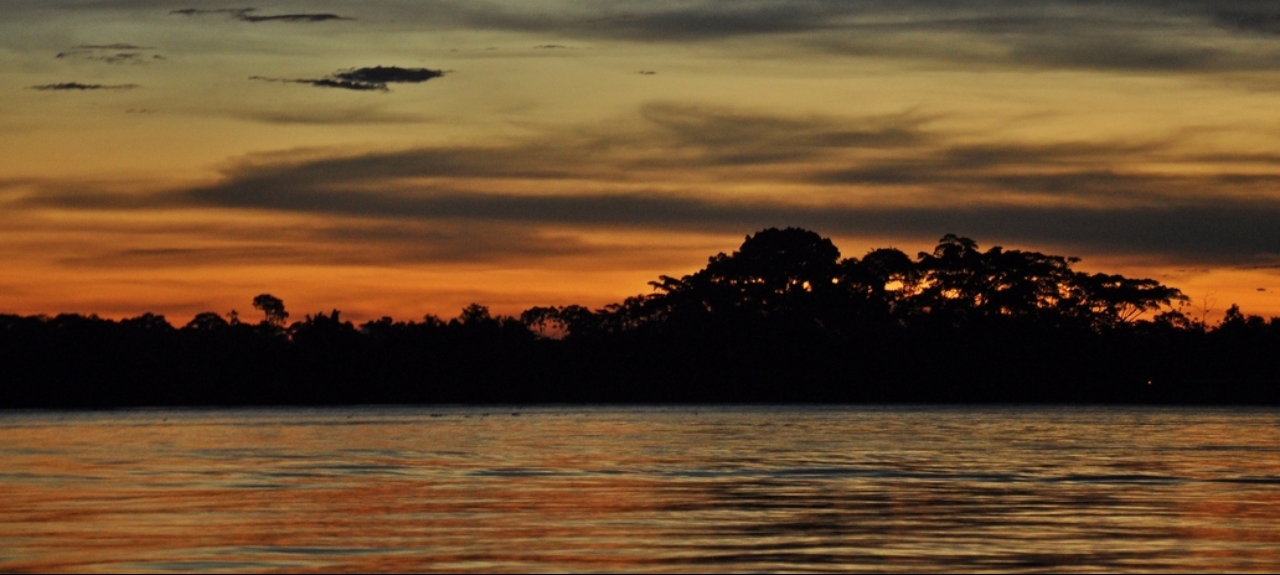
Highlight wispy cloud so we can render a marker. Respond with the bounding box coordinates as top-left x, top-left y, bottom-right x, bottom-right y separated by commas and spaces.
251, 76, 388, 92
251, 66, 444, 92
55, 44, 163, 65
16, 102, 1280, 265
